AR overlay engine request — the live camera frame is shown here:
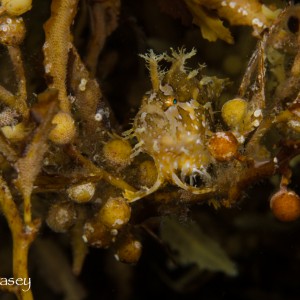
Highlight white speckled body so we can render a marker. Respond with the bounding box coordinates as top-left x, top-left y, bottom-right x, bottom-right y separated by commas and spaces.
134, 94, 212, 185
